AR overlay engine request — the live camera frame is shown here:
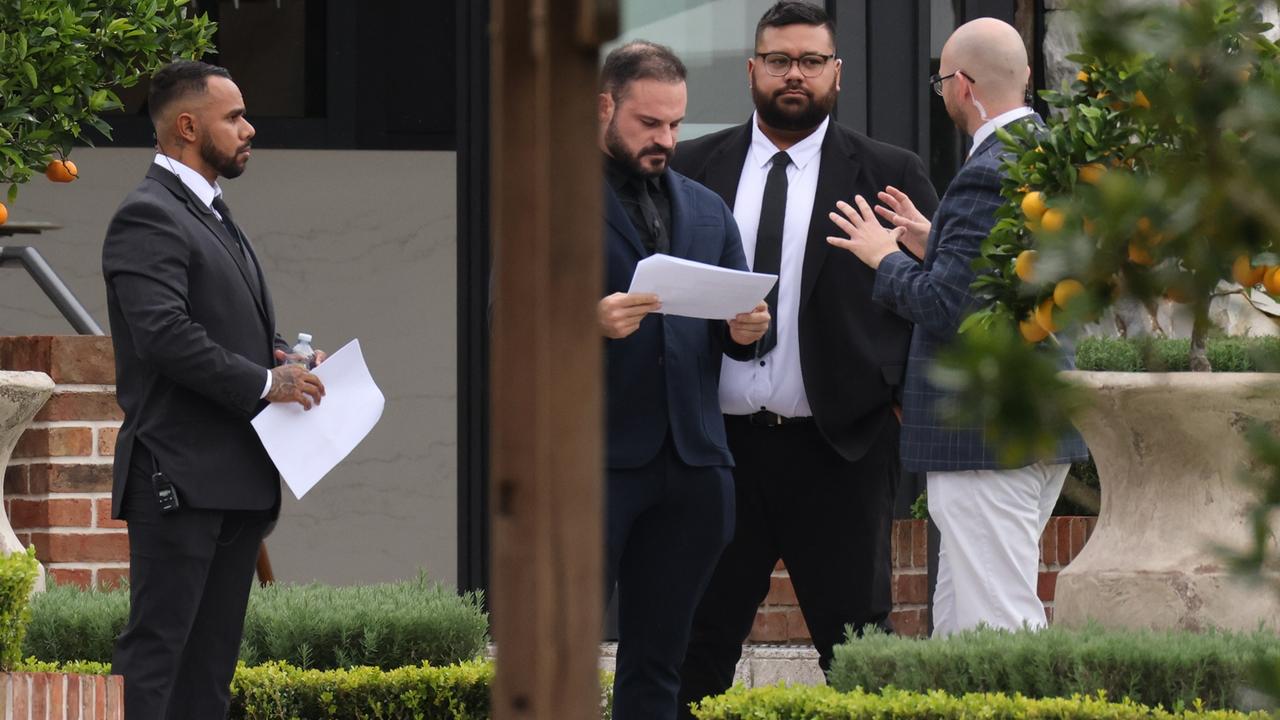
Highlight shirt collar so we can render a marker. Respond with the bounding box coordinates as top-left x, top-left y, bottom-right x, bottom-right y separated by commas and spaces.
152, 153, 222, 210
603, 153, 665, 195
749, 112, 829, 171
968, 106, 1035, 158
